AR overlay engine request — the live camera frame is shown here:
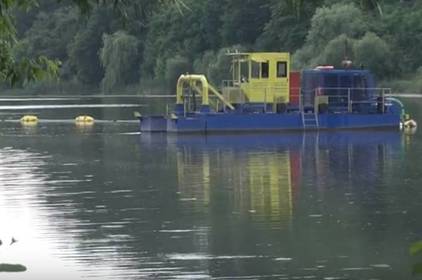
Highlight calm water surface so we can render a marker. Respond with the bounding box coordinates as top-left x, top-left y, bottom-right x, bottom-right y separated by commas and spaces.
0, 98, 421, 279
